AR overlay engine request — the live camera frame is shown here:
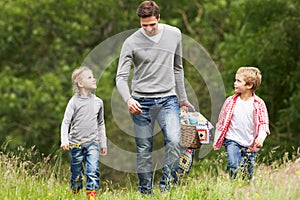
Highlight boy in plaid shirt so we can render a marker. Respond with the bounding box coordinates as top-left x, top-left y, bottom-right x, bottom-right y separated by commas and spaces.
214, 67, 270, 180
